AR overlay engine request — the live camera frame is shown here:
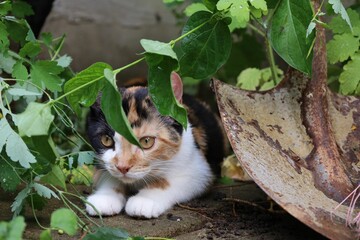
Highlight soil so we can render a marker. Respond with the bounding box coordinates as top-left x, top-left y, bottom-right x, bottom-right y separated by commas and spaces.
0, 182, 328, 239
